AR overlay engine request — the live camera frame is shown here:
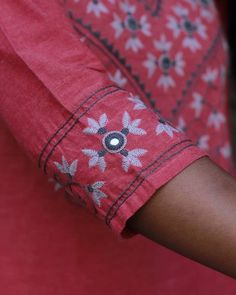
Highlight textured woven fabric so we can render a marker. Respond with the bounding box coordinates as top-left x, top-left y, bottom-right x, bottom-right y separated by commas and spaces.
0, 0, 236, 294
